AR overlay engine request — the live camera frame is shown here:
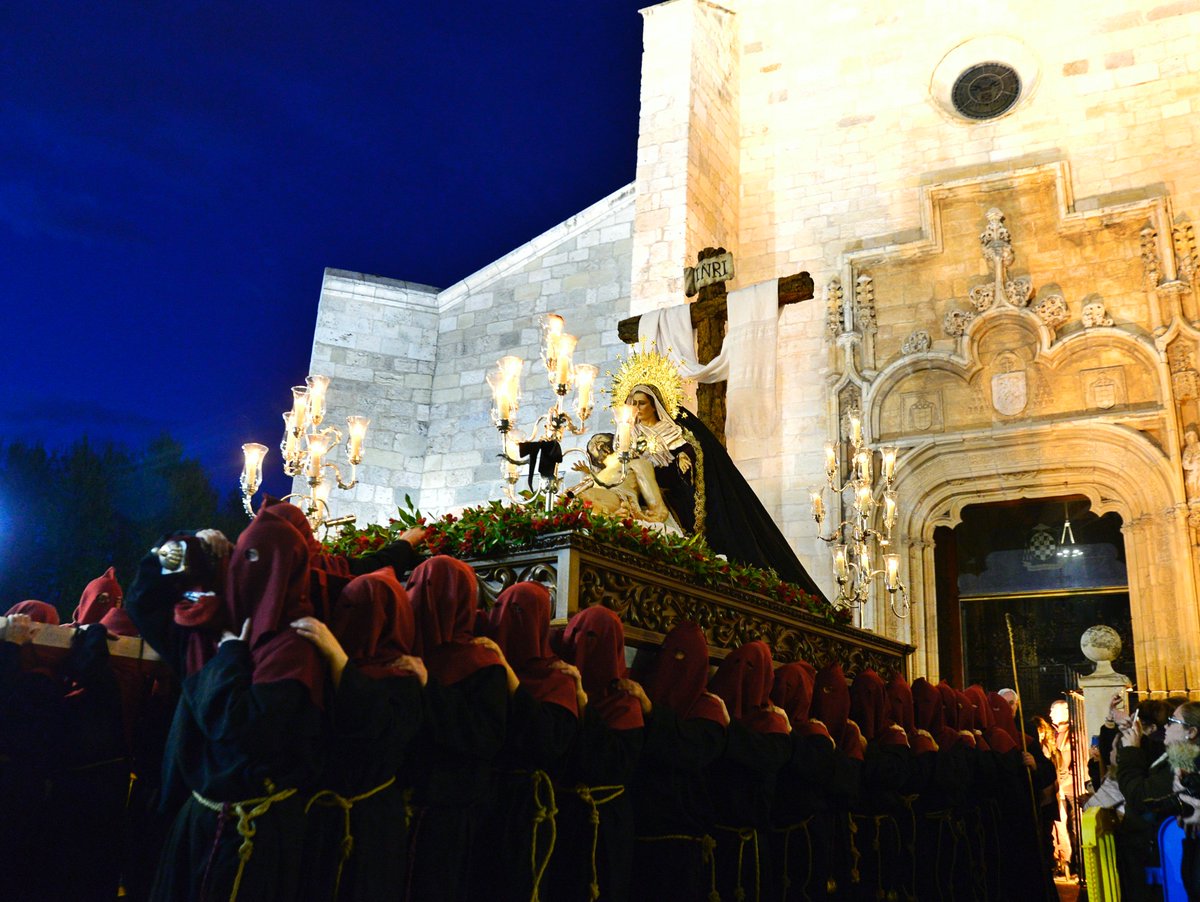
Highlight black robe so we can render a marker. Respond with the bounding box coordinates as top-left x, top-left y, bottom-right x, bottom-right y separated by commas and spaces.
303, 662, 423, 902
771, 732, 840, 902
676, 408, 824, 598
548, 707, 644, 902
705, 720, 791, 902
630, 707, 726, 902
479, 685, 578, 902
404, 664, 508, 902
849, 739, 917, 902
